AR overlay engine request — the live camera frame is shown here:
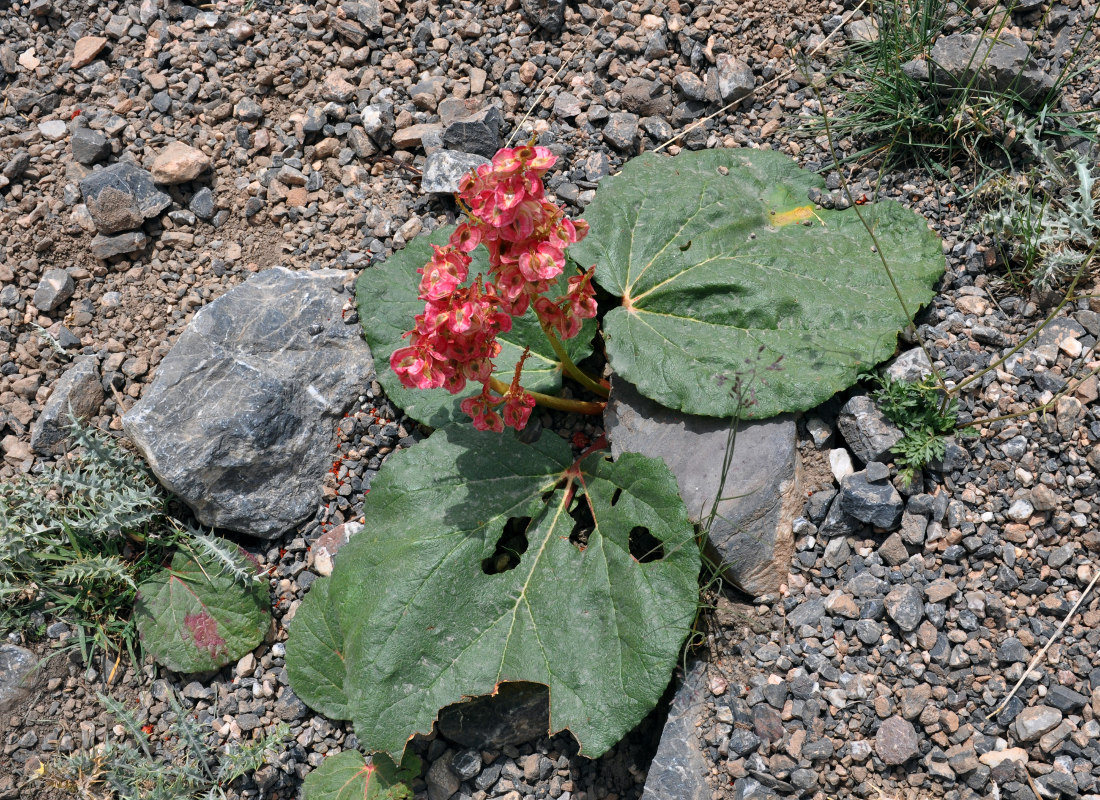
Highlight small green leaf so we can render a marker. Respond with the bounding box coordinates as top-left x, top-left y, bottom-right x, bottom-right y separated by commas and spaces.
355, 227, 596, 428
569, 149, 945, 418
287, 426, 700, 760
303, 750, 419, 800
135, 547, 269, 673
285, 575, 349, 720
